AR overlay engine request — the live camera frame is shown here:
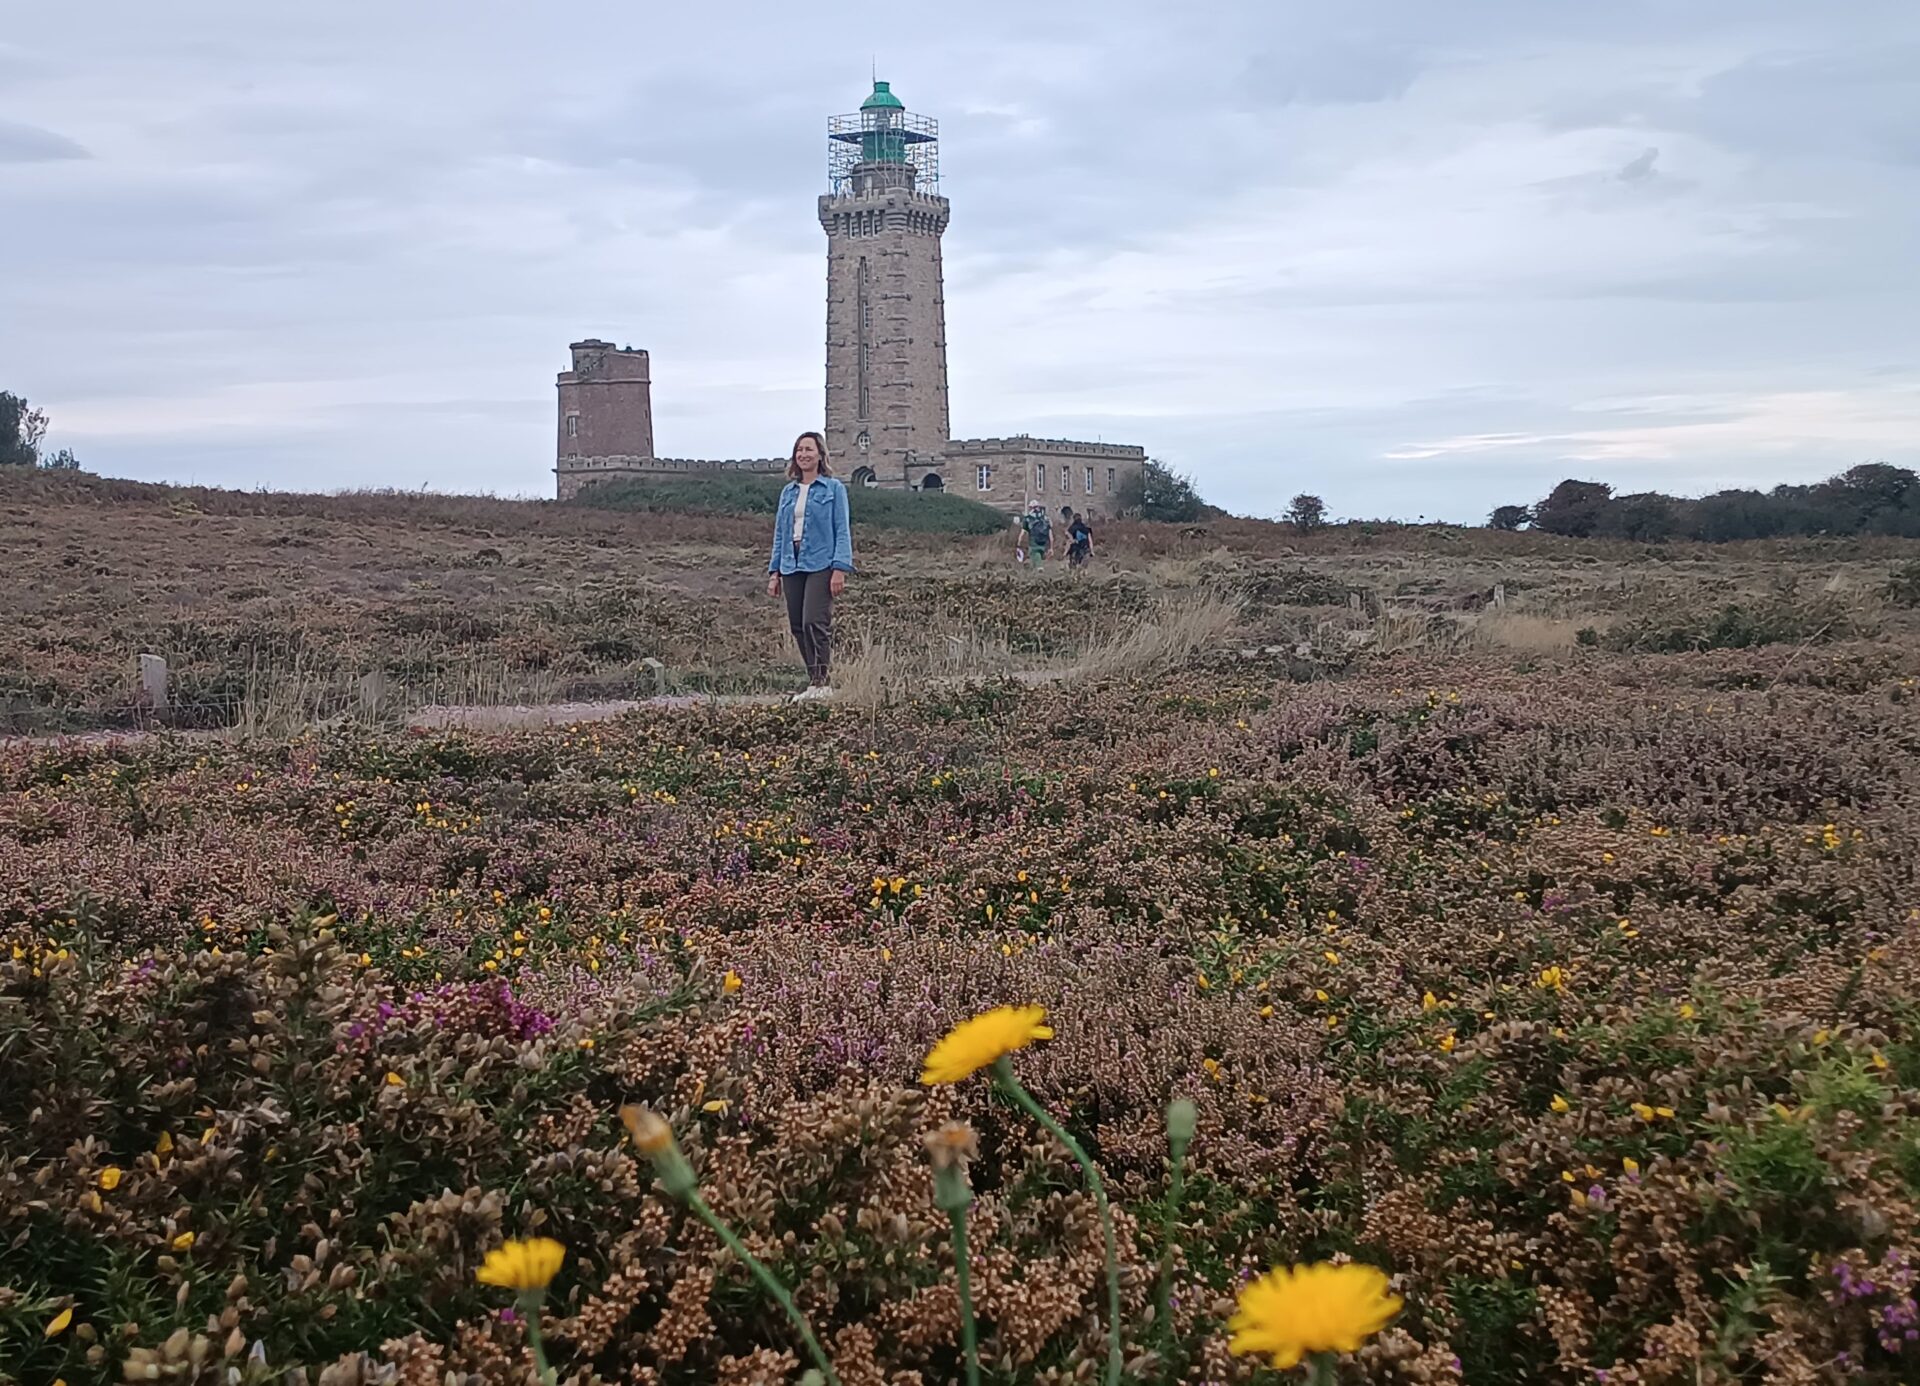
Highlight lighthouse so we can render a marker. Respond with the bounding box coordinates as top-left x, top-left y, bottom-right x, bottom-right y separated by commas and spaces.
818, 81, 951, 483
